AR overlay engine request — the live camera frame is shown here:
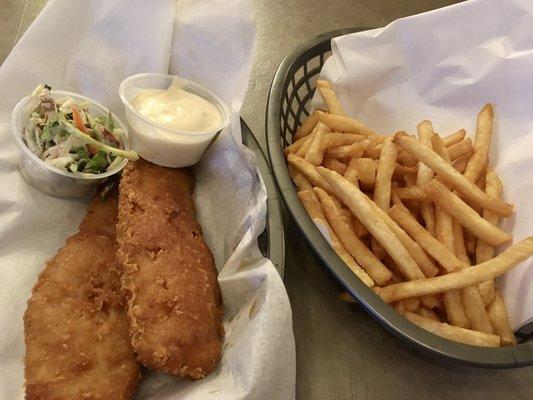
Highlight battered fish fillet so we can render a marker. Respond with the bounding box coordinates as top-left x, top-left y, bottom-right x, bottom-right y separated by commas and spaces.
24, 192, 140, 400
116, 159, 223, 379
